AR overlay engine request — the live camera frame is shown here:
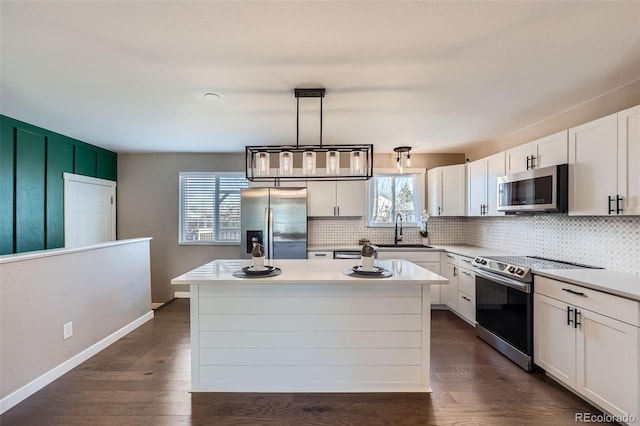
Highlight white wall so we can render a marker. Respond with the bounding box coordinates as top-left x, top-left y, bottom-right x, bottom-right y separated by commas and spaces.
0, 238, 153, 412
